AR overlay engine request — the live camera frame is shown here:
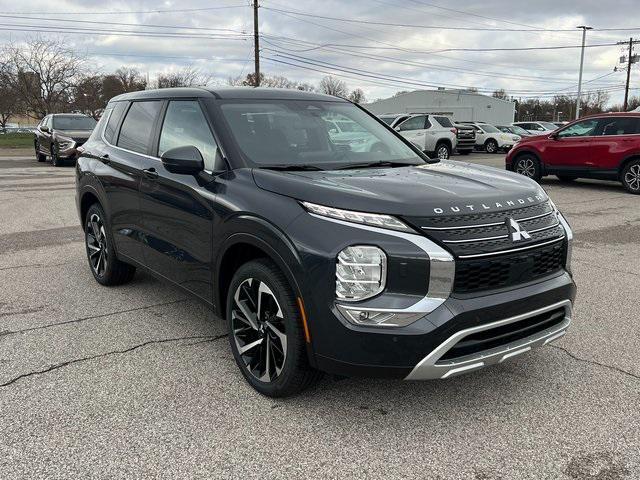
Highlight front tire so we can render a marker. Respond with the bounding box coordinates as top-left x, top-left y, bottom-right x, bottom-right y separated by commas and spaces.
227, 259, 321, 397
513, 154, 542, 181
621, 159, 640, 194
51, 144, 63, 167
35, 141, 47, 162
435, 142, 451, 160
485, 139, 498, 154
84, 203, 136, 286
